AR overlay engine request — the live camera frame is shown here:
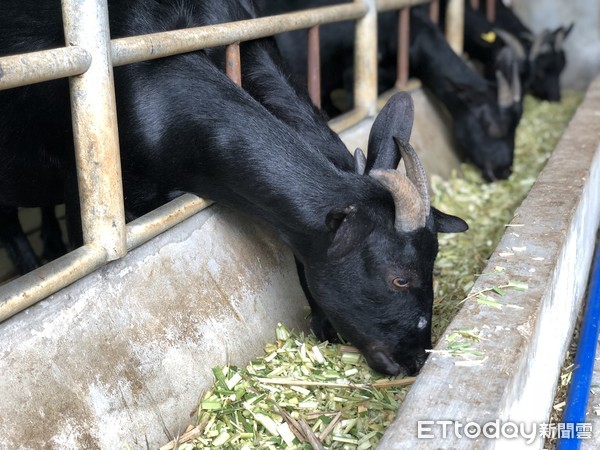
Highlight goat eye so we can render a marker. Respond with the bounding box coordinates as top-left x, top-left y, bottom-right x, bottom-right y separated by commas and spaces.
392, 277, 409, 289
